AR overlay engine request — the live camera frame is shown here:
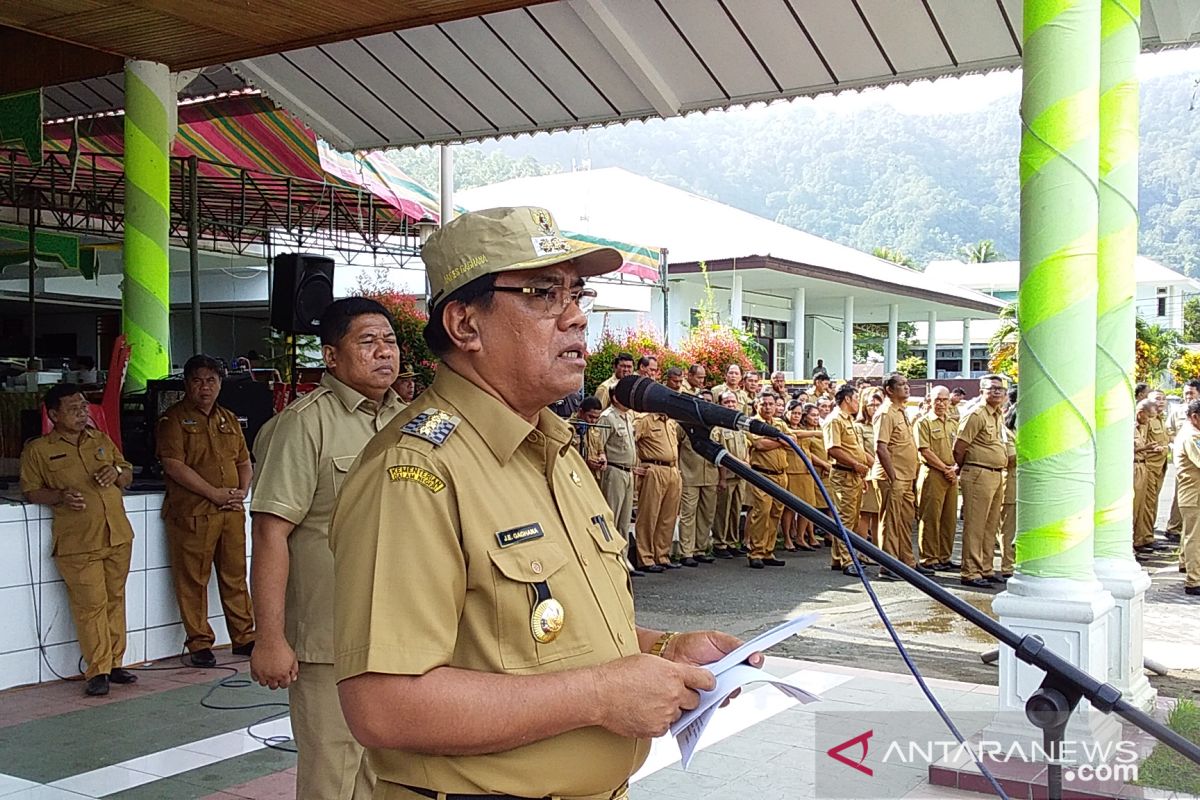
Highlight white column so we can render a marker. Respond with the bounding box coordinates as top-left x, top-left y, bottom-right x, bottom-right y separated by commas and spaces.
792, 287, 806, 379
960, 318, 972, 378
439, 145, 455, 224
730, 273, 744, 330
885, 303, 899, 372
926, 310, 937, 379
842, 295, 854, 382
